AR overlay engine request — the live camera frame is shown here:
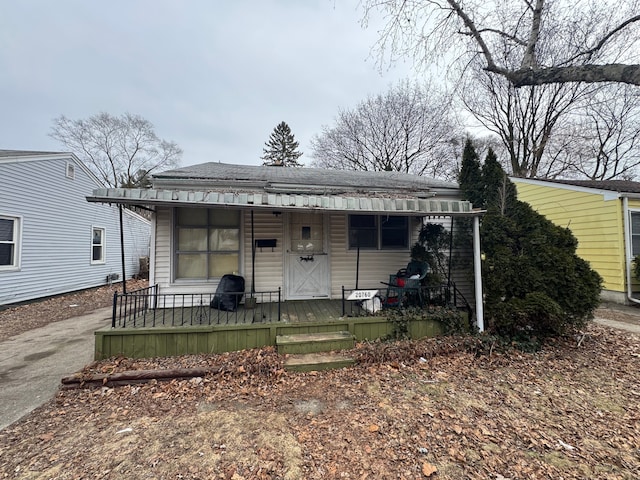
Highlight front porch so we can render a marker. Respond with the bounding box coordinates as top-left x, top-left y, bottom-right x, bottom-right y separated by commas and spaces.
95, 284, 468, 359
